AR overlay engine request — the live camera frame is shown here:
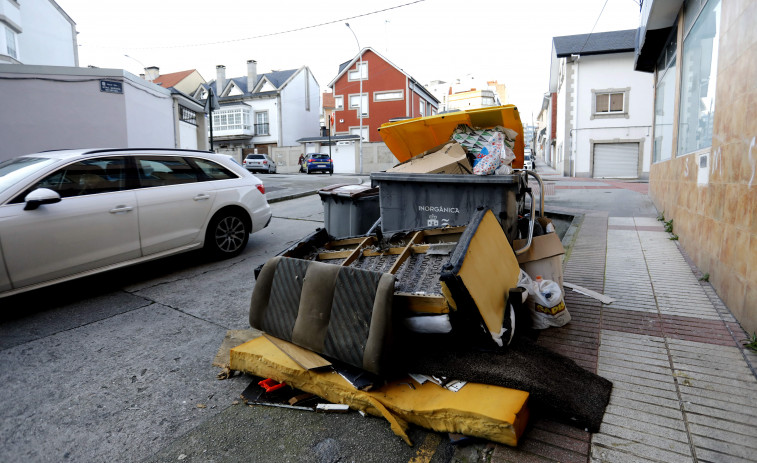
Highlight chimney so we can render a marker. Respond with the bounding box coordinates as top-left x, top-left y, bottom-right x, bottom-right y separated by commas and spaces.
247, 60, 257, 92
144, 66, 159, 82
216, 65, 226, 96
